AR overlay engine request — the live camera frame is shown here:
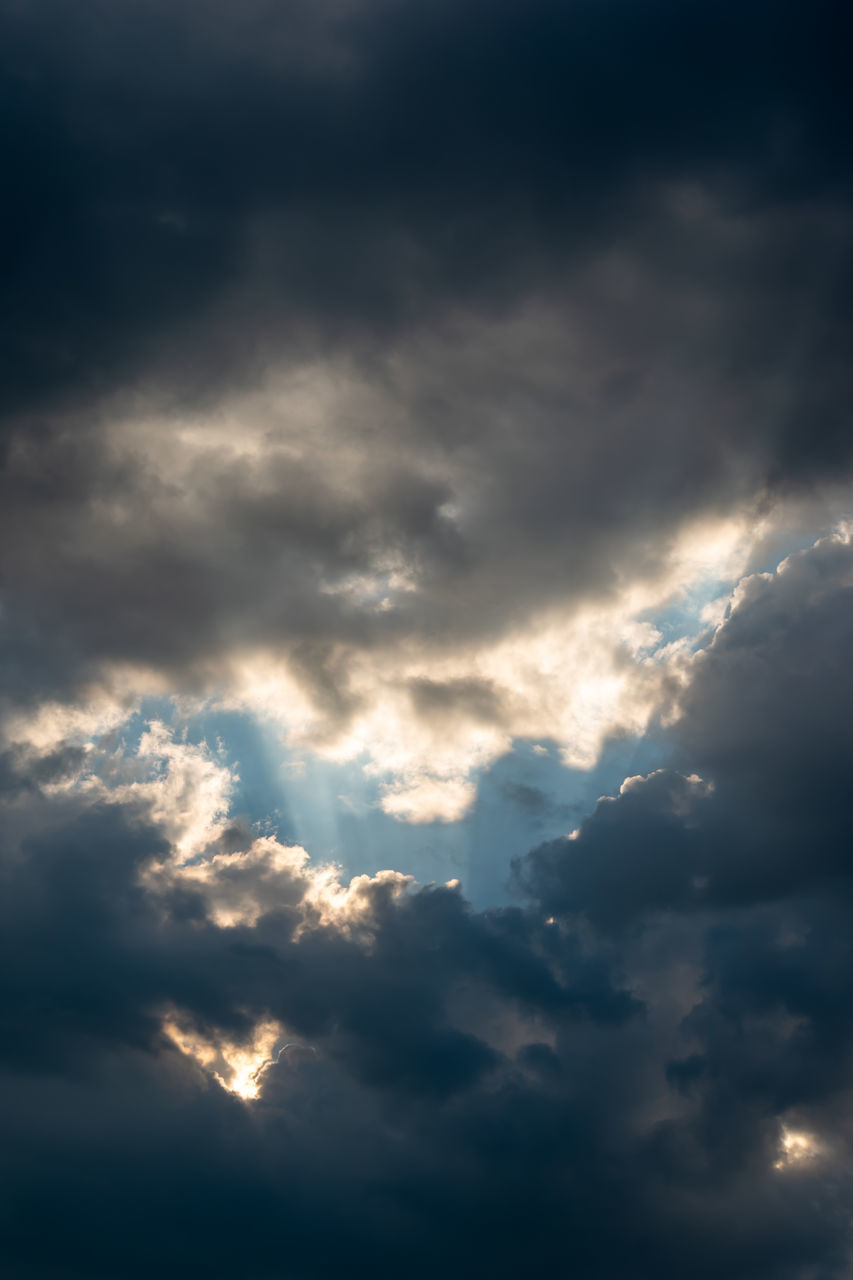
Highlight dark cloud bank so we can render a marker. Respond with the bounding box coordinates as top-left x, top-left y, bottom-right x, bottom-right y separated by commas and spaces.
1, 0, 852, 711
4, 537, 853, 1278
3, 2, 853, 1277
